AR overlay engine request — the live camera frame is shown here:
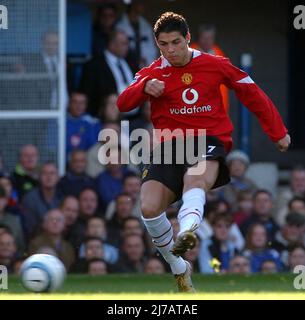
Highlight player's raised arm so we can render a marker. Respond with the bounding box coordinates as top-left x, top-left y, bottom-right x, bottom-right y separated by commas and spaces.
219, 57, 290, 151
117, 69, 153, 112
